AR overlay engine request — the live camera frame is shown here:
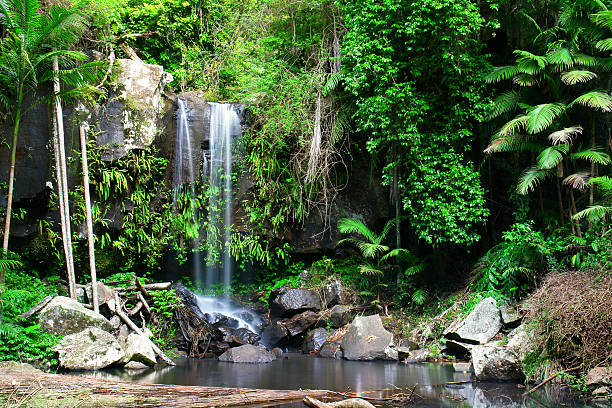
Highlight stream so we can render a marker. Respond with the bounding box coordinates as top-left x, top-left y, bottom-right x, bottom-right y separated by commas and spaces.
78, 354, 608, 408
